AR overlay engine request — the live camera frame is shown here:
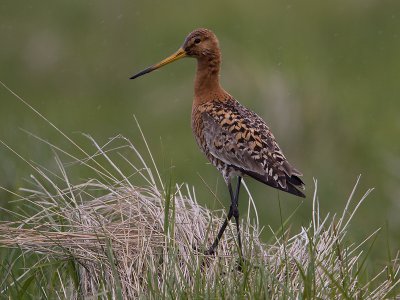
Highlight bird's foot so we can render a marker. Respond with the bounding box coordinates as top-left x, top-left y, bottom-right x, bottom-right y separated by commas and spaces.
204, 247, 216, 256
192, 244, 216, 256
237, 257, 247, 272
